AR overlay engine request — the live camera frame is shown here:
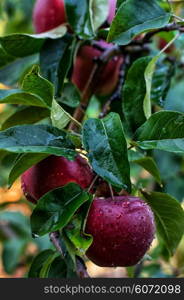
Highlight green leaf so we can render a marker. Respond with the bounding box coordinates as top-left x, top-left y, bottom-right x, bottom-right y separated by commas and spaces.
31, 183, 91, 236
133, 157, 162, 186
21, 65, 54, 108
151, 60, 175, 107
135, 111, 184, 153
0, 89, 48, 108
67, 132, 82, 148
122, 57, 152, 133
0, 65, 54, 108
47, 255, 67, 278
51, 99, 71, 130
40, 35, 76, 96
1, 106, 50, 130
0, 211, 31, 273
144, 34, 178, 119
107, 0, 171, 45
0, 124, 76, 158
9, 153, 49, 187
57, 82, 81, 108
2, 238, 27, 274
0, 26, 67, 57
39, 252, 59, 278
90, 0, 109, 31
117, 0, 126, 9
0, 46, 15, 68
144, 56, 159, 119
51, 99, 81, 130
28, 249, 55, 278
141, 191, 184, 256
64, 211, 93, 257
65, 0, 94, 38
83, 112, 131, 191
0, 54, 38, 86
